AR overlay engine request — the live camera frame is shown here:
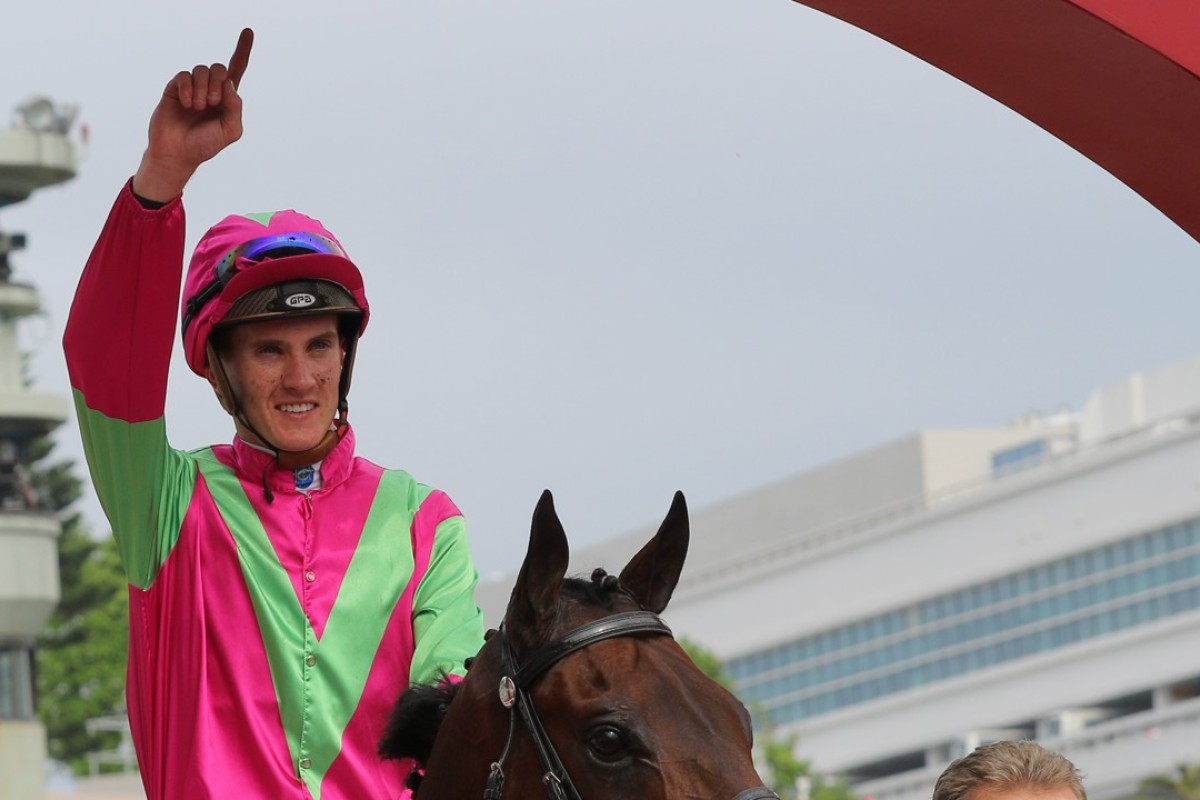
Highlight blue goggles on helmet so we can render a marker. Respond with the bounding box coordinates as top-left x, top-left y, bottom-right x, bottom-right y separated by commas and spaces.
182, 231, 349, 335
